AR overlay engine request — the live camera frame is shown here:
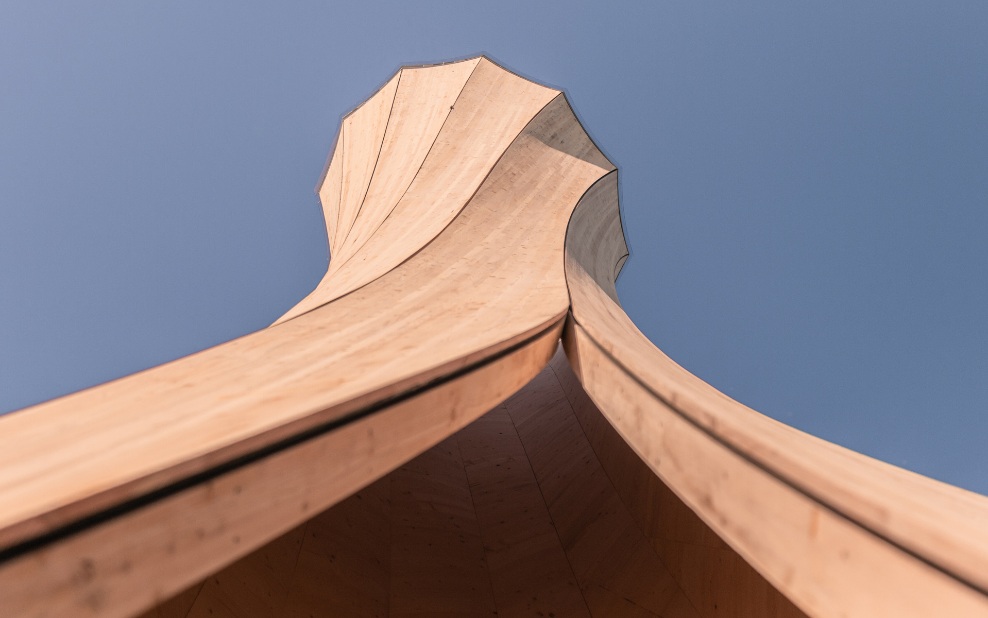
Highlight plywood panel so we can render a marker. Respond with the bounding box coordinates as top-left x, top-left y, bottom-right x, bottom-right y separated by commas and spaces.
317, 127, 345, 256
550, 349, 805, 618
0, 324, 560, 618
388, 437, 496, 617
186, 524, 305, 618
335, 72, 400, 250
277, 59, 570, 320
505, 365, 699, 618
332, 58, 481, 268
284, 478, 391, 617
562, 166, 988, 615
456, 407, 592, 617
